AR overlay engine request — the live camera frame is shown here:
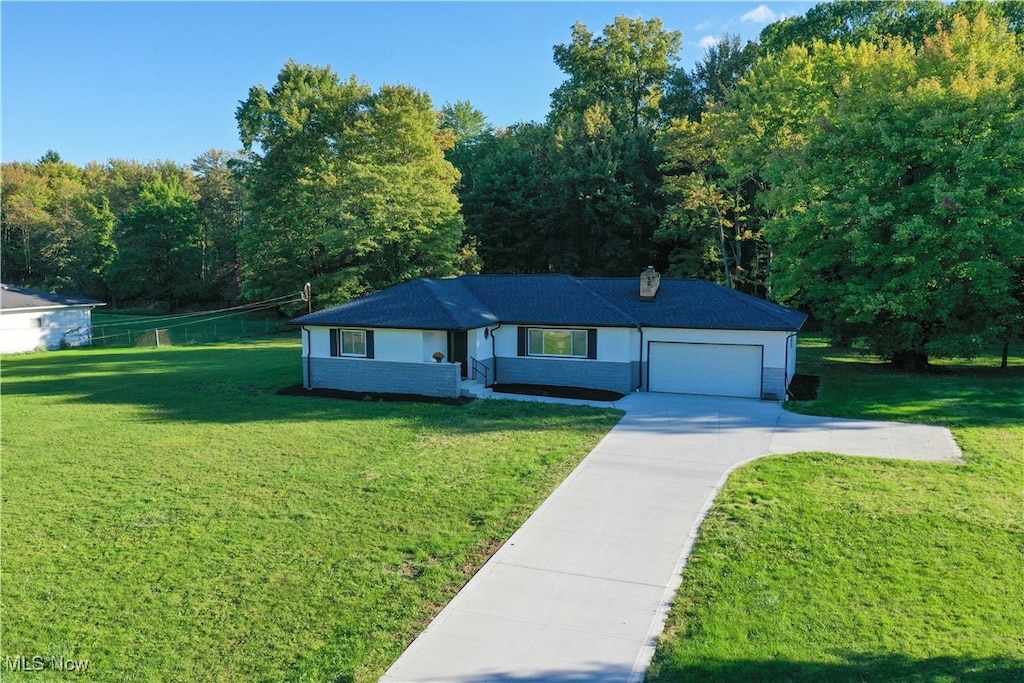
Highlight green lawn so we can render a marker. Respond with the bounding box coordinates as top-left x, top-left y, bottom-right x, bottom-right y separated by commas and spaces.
648, 338, 1024, 682
92, 310, 290, 347
0, 339, 621, 681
